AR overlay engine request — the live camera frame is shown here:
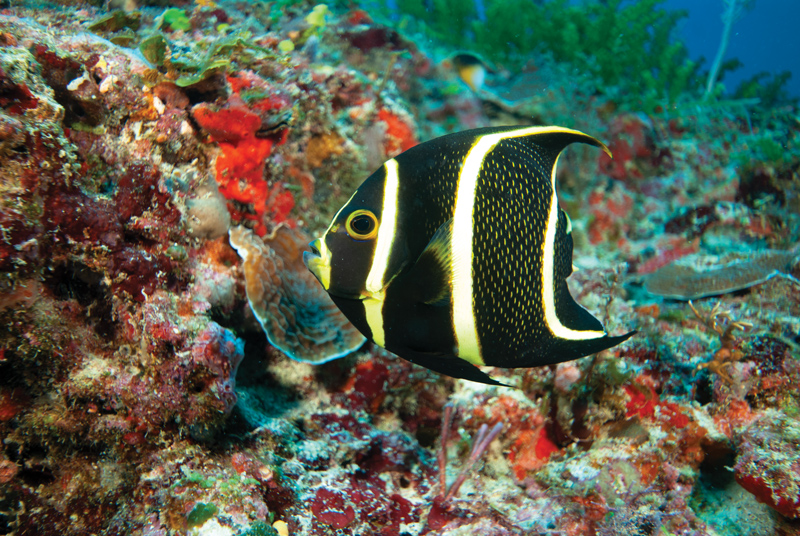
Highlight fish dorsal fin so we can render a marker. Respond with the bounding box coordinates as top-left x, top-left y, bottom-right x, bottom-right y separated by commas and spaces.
517, 127, 612, 162
409, 218, 454, 306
